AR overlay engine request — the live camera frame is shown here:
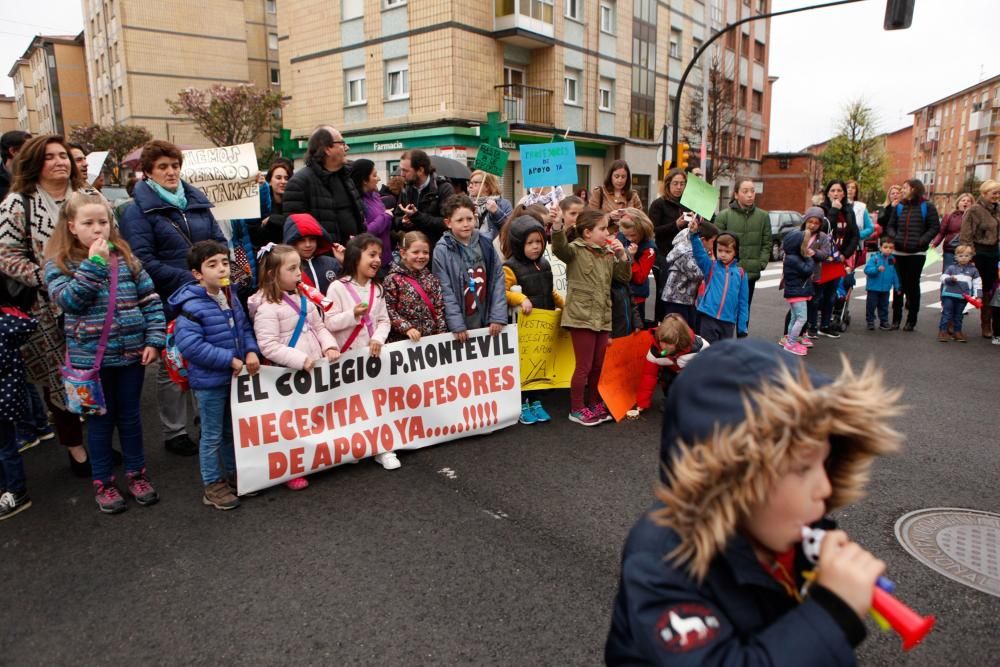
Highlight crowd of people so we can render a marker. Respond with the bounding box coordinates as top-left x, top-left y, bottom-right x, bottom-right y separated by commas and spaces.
0, 125, 997, 522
